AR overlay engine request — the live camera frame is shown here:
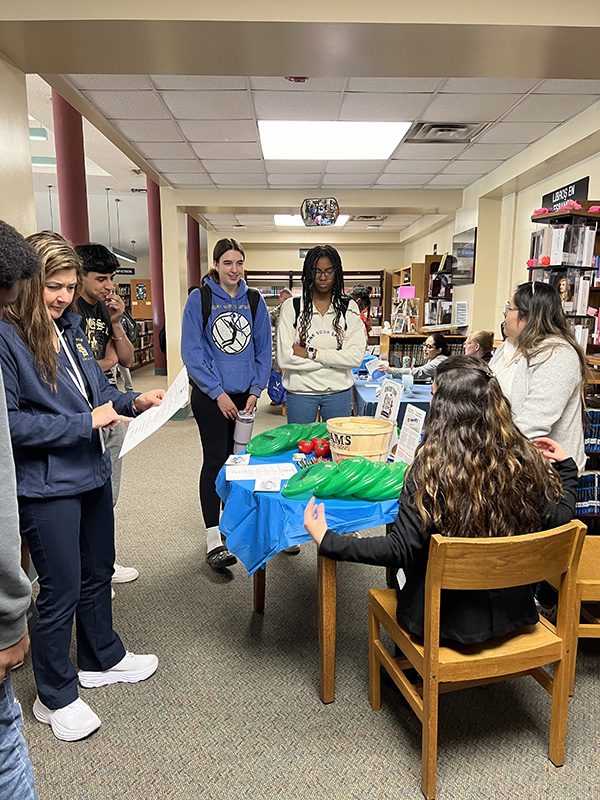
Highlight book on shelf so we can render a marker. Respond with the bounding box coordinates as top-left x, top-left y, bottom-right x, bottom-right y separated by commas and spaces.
428, 273, 452, 300
425, 299, 452, 326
